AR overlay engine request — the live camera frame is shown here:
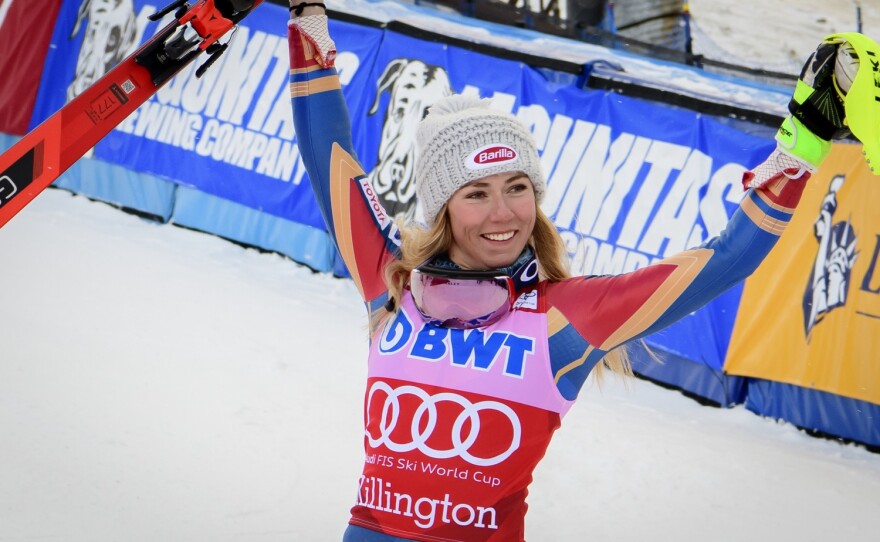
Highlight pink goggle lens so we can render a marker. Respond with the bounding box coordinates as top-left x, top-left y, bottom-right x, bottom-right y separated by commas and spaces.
409, 270, 514, 329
